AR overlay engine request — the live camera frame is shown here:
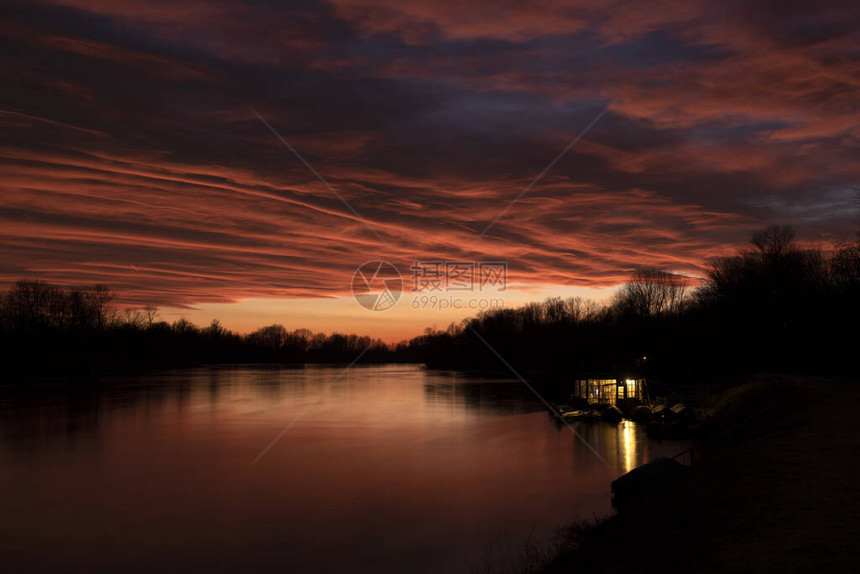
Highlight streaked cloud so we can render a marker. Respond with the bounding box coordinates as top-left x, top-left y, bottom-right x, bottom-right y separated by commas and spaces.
2, 0, 857, 334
